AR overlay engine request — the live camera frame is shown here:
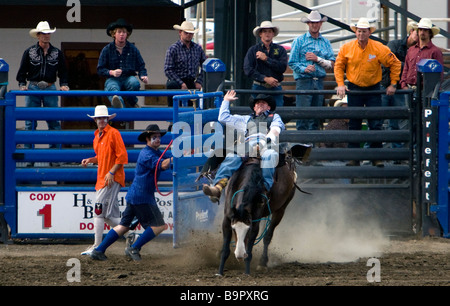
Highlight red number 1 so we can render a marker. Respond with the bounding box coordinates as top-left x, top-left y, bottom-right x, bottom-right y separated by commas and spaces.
38, 204, 52, 228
